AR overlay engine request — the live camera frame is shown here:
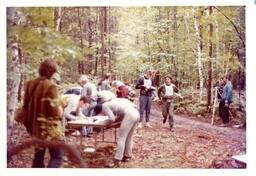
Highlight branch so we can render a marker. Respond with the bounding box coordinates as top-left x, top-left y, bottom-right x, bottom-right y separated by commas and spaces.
213, 6, 245, 48
7, 138, 86, 168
